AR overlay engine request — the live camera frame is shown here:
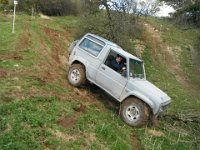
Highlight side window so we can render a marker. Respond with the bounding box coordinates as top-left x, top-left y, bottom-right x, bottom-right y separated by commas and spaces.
79, 38, 103, 56
104, 50, 126, 75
